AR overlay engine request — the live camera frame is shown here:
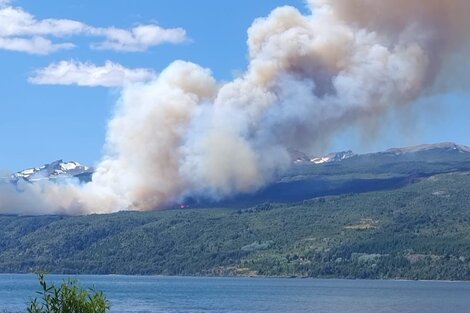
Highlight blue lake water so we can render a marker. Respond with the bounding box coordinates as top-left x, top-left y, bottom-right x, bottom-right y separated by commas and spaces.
0, 274, 469, 312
